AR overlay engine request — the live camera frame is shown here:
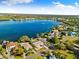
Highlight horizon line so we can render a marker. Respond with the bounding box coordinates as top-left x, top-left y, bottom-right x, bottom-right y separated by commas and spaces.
0, 13, 79, 16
